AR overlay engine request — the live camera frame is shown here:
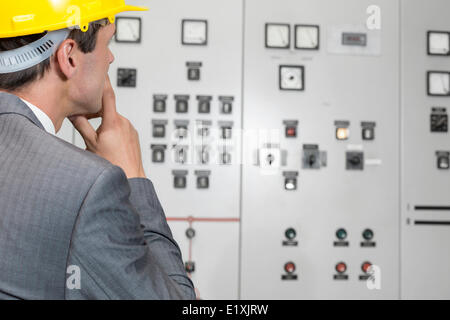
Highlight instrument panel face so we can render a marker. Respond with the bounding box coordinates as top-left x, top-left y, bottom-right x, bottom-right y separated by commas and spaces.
52, 0, 450, 300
